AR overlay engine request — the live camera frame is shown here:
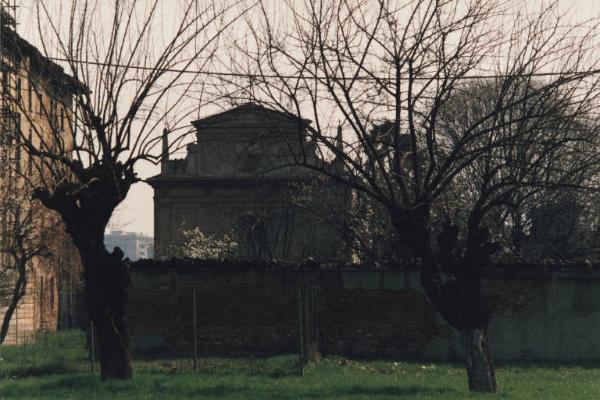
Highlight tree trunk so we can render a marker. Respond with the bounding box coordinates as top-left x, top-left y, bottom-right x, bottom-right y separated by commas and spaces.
460, 327, 497, 393
81, 246, 132, 380
94, 315, 132, 380
31, 162, 138, 380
